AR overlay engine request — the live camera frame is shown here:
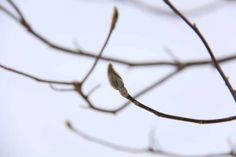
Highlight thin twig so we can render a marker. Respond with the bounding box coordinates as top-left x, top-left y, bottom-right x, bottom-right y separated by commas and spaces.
81, 7, 119, 84
49, 84, 75, 92
77, 0, 232, 18
107, 63, 236, 124
1, 1, 236, 67
0, 4, 18, 21
0, 64, 73, 85
66, 121, 149, 153
125, 94, 236, 124
66, 121, 234, 156
87, 84, 101, 97
163, 0, 236, 102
